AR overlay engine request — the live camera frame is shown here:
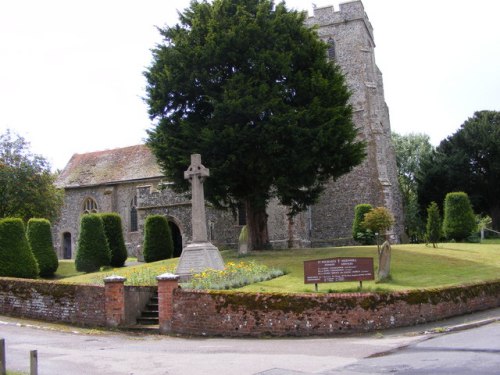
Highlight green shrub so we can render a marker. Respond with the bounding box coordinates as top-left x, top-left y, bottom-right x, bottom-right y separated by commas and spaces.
26, 218, 59, 277
0, 218, 39, 278
99, 213, 128, 267
425, 202, 441, 248
75, 214, 111, 272
361, 206, 395, 247
352, 203, 373, 244
362, 207, 395, 234
442, 192, 476, 242
143, 215, 173, 263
